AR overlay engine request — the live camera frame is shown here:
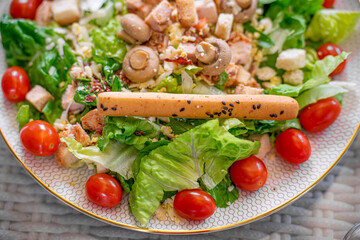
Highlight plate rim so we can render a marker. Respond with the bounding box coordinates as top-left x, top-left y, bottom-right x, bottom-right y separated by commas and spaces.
0, 122, 359, 234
